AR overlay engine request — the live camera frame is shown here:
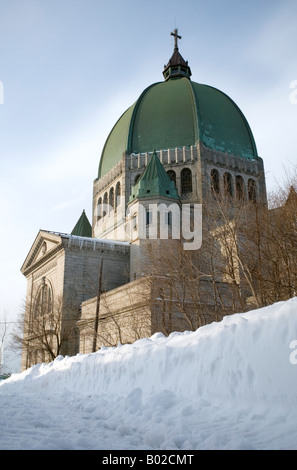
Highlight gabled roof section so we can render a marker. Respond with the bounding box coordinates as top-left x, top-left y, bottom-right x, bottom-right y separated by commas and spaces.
20, 230, 63, 275
21, 228, 130, 277
129, 151, 179, 202
71, 210, 92, 237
